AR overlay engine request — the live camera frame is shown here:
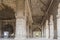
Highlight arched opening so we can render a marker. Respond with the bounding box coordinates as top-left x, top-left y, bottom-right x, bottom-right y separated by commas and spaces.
32, 27, 41, 38
1, 24, 14, 38
0, 3, 16, 38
